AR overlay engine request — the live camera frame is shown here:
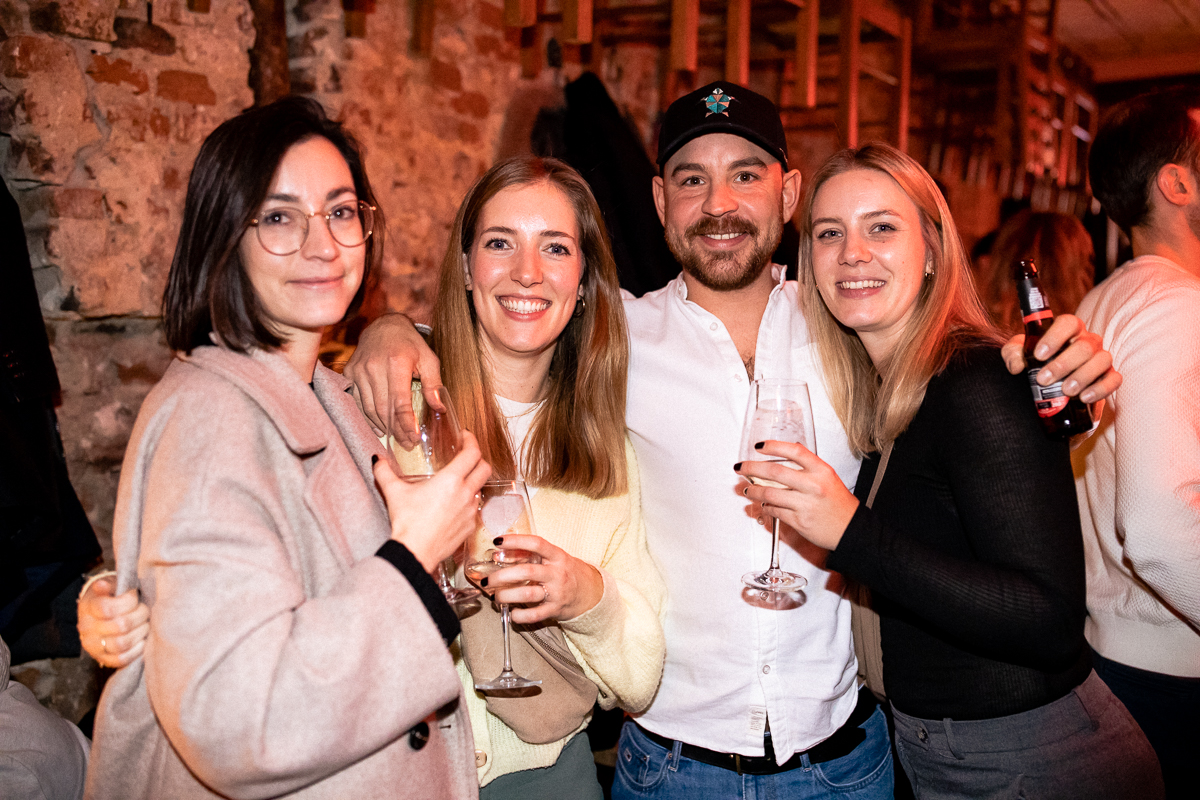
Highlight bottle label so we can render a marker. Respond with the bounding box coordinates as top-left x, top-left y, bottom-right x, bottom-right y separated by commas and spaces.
1022, 309, 1054, 324
1027, 367, 1068, 417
